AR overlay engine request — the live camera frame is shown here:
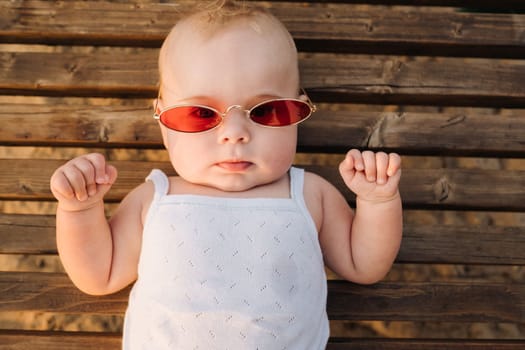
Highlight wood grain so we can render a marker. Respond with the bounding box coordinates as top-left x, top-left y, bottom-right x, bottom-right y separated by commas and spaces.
1, 1, 523, 58
1, 100, 524, 157
2, 214, 525, 265
2, 159, 524, 211
1, 50, 524, 107
1, 0, 524, 346
1, 331, 524, 350
1, 272, 524, 324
